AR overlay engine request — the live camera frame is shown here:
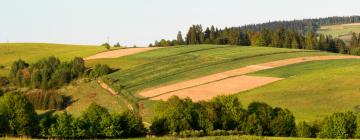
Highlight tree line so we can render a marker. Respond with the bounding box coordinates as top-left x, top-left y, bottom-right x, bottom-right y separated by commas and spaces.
152, 25, 349, 54
0, 92, 146, 138
150, 96, 360, 139
2, 93, 360, 139
5, 57, 112, 110
9, 56, 112, 90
